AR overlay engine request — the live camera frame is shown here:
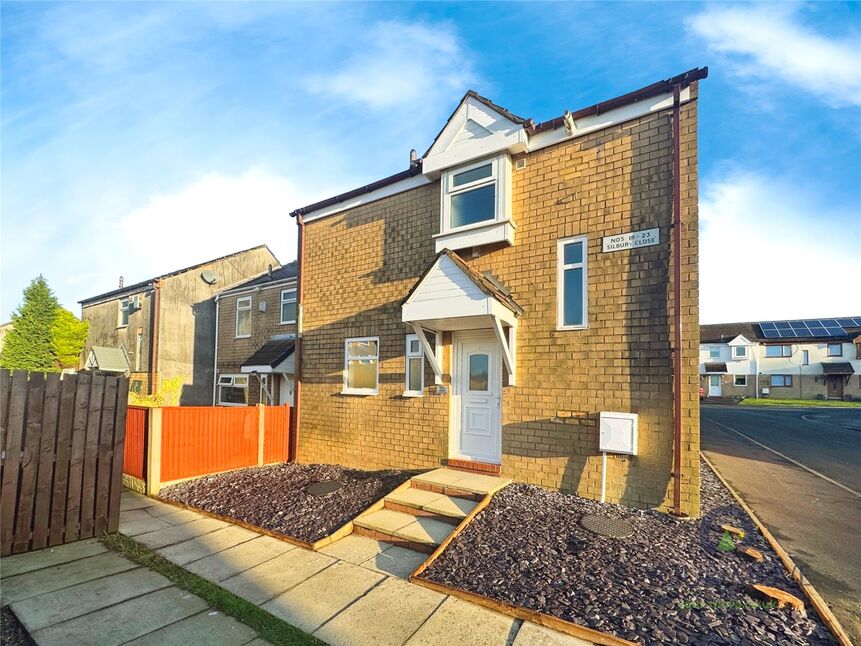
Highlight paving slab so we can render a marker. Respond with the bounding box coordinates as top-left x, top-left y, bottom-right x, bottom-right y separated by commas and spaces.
395, 517, 452, 546
119, 508, 159, 525
362, 545, 427, 579
155, 508, 207, 525
121, 492, 159, 511
413, 468, 468, 488
0, 538, 107, 577
262, 560, 384, 633
356, 509, 416, 533
406, 596, 517, 646
386, 487, 443, 508
158, 525, 259, 565
123, 609, 259, 646
11, 567, 171, 632
185, 536, 294, 582
512, 621, 594, 646
445, 472, 511, 495
138, 500, 195, 518
424, 494, 476, 518
30, 586, 208, 646
220, 547, 335, 604
1, 551, 138, 604
319, 535, 390, 565
120, 516, 173, 536
314, 575, 445, 646
134, 517, 228, 549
